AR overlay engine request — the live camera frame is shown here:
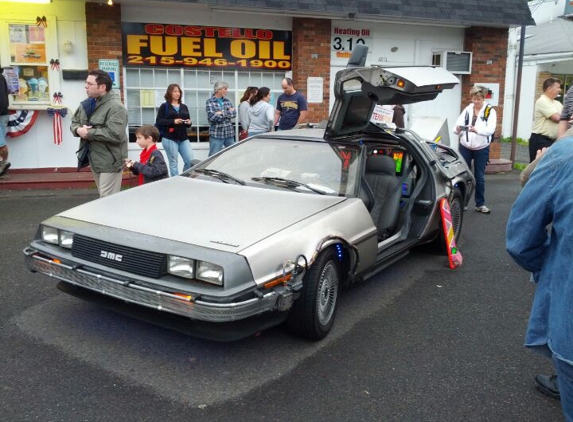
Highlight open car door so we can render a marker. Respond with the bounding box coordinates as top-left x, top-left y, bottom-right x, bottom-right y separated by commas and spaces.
324, 65, 460, 139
